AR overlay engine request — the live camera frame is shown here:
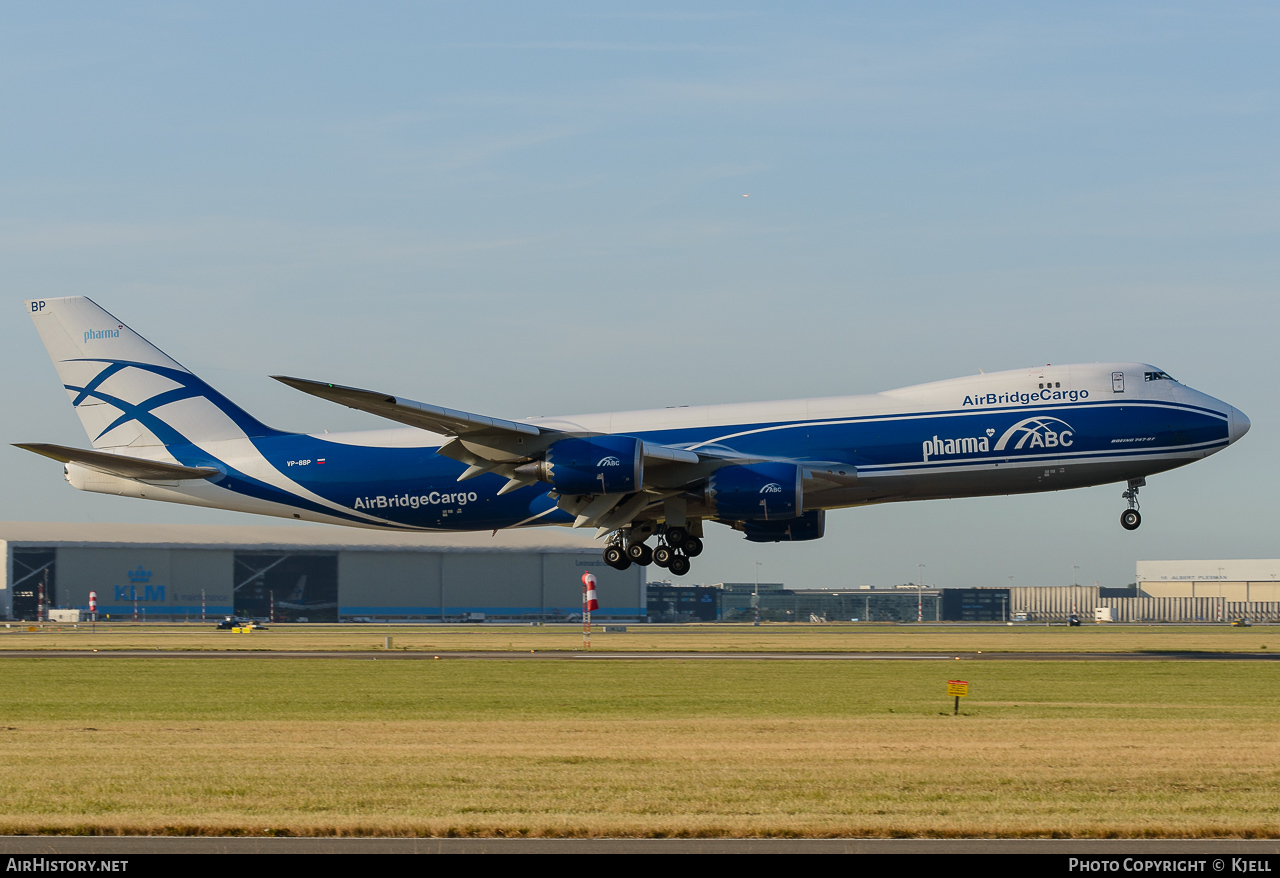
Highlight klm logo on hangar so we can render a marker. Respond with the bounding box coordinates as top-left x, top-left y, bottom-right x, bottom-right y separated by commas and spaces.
114, 565, 166, 602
